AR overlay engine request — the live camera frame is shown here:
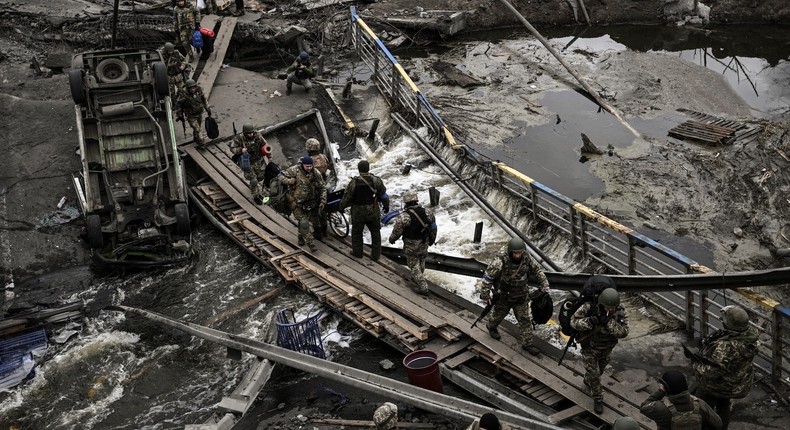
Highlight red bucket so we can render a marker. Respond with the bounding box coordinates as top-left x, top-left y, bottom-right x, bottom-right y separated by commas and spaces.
402, 350, 443, 393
